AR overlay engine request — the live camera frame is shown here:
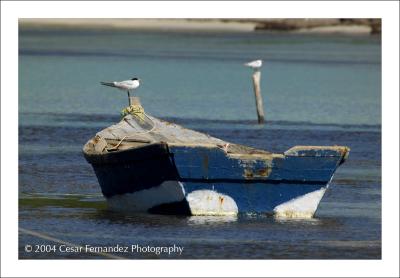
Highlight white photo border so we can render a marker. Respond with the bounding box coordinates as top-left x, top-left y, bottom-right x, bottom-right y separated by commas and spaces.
1, 1, 399, 277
